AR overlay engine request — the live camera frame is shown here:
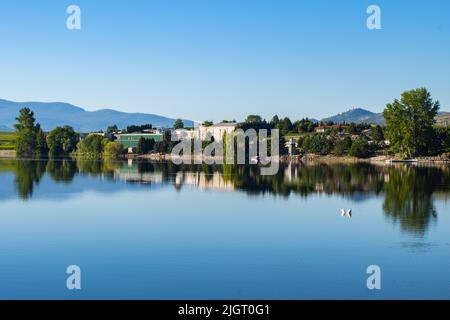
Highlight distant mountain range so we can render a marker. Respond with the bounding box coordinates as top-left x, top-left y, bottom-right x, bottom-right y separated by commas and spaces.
0, 99, 194, 132
1, 99, 448, 132
321, 108, 449, 126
